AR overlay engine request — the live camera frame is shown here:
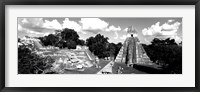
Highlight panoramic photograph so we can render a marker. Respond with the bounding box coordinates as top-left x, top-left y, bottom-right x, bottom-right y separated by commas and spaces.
18, 17, 182, 74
